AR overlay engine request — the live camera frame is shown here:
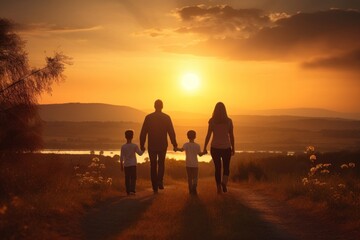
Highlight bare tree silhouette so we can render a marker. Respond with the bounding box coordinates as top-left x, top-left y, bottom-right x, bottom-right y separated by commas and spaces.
0, 18, 71, 153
